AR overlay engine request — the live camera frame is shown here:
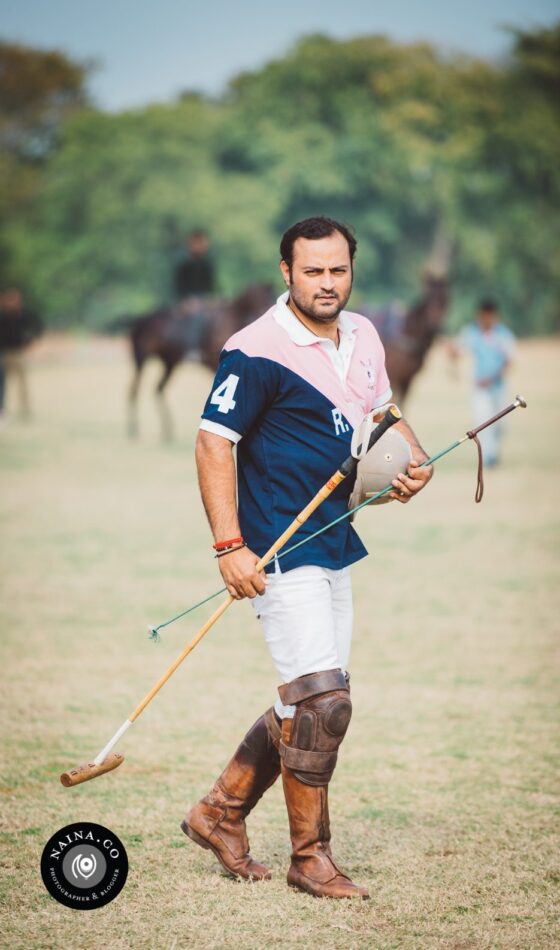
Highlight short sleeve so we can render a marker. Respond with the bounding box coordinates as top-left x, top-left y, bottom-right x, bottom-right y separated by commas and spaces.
200, 347, 279, 442
368, 326, 392, 408
373, 354, 391, 407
